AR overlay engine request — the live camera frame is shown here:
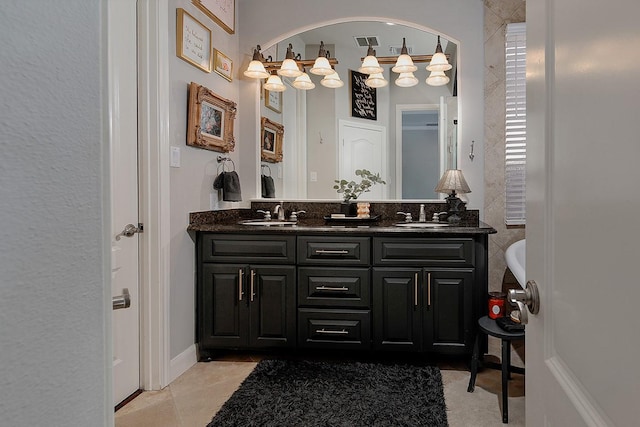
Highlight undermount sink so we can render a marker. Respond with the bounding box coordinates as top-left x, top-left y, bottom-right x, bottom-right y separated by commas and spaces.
394, 222, 450, 228
239, 220, 297, 226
